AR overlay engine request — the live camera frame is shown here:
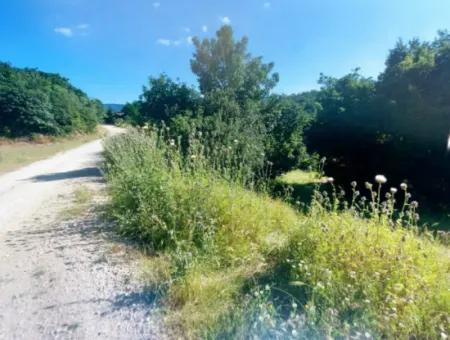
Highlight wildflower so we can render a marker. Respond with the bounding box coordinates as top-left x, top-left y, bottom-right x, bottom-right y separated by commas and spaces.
169, 139, 175, 146
327, 177, 334, 184
411, 201, 419, 208
390, 187, 397, 194
351, 181, 357, 188
365, 182, 373, 190
233, 139, 239, 144
292, 302, 298, 309
320, 157, 326, 163
375, 174, 387, 184
400, 182, 408, 190
190, 154, 197, 160
405, 193, 412, 199
385, 193, 391, 199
